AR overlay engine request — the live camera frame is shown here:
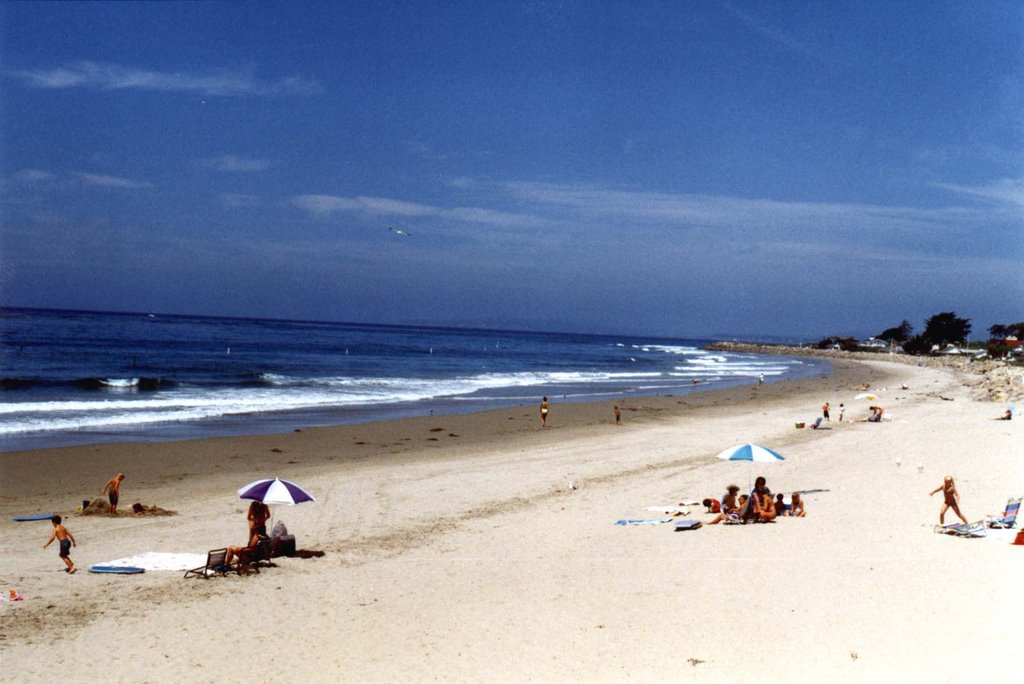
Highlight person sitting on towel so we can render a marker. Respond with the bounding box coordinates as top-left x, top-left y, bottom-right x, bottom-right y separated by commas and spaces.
707, 495, 748, 524
721, 485, 741, 513
755, 492, 777, 522
741, 477, 772, 522
789, 492, 806, 517
774, 493, 789, 516
702, 497, 721, 514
